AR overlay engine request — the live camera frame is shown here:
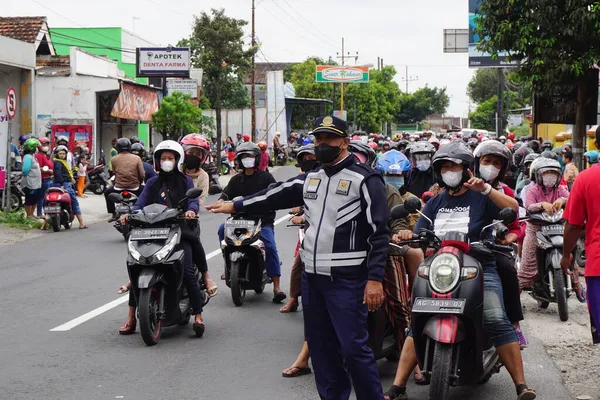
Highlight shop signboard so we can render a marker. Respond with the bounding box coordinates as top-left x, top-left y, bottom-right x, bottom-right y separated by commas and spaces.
316, 66, 369, 83
136, 47, 191, 77
166, 79, 198, 97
